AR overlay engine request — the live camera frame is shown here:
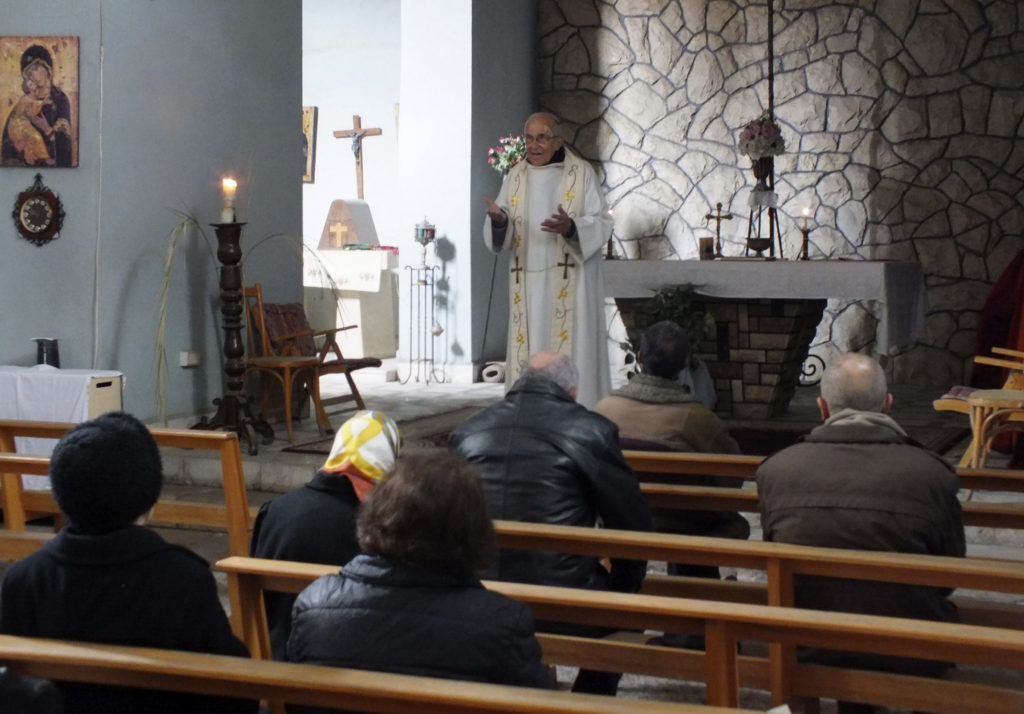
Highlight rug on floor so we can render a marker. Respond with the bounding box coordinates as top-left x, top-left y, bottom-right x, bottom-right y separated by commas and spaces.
280, 405, 485, 454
